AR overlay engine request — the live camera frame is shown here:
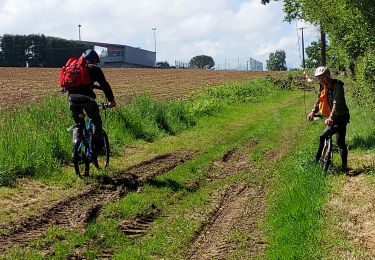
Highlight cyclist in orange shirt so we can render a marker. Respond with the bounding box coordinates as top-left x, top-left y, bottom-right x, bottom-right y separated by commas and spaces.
308, 66, 350, 172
